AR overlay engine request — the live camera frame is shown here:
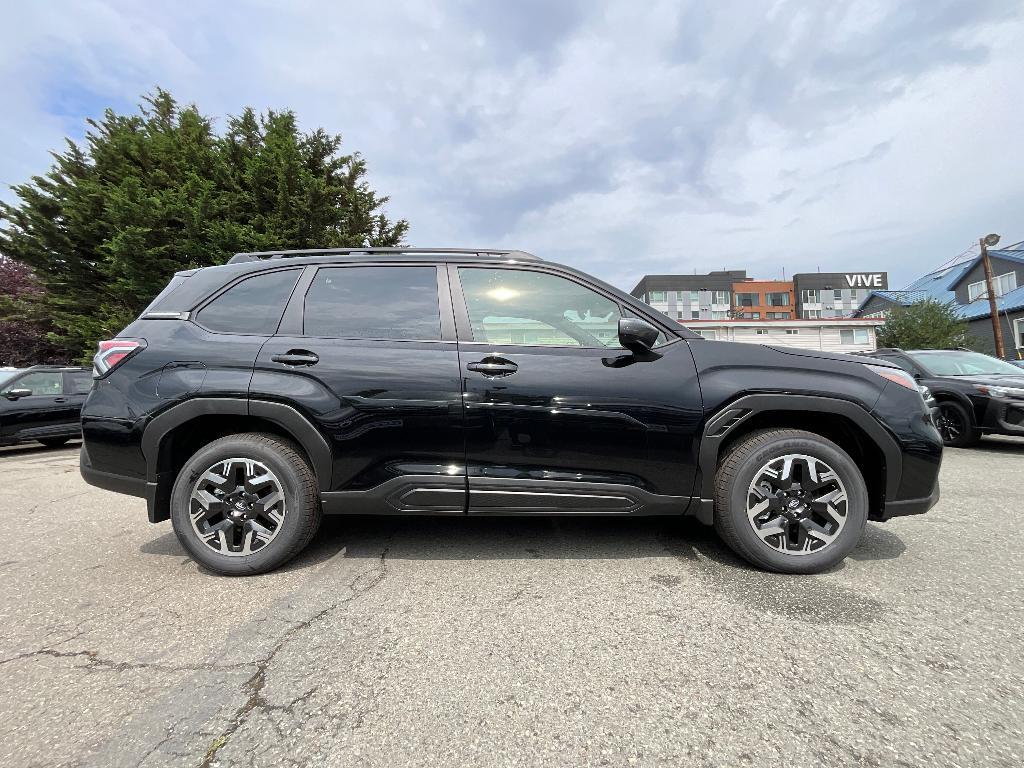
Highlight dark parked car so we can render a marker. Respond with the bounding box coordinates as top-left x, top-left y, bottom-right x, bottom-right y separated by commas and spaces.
80, 248, 942, 576
860, 348, 1024, 447
1, 365, 92, 447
